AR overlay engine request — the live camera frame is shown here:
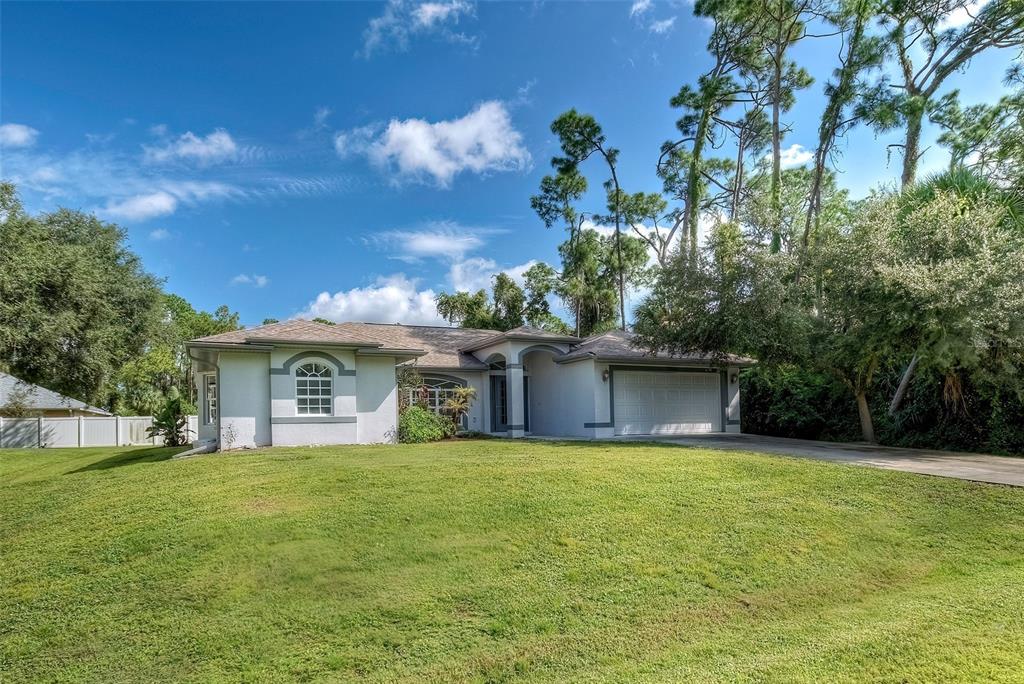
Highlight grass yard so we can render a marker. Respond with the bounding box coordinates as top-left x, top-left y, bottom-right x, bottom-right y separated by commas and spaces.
2, 441, 1024, 682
